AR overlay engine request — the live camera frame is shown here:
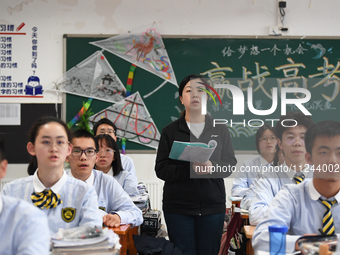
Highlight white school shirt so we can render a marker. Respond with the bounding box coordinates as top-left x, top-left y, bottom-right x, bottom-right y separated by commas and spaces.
0, 194, 50, 255
252, 179, 340, 253
2, 169, 102, 234
248, 162, 313, 225
232, 155, 269, 197
68, 169, 143, 227
121, 154, 137, 179
107, 168, 139, 197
